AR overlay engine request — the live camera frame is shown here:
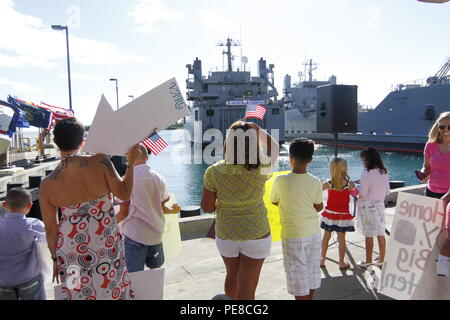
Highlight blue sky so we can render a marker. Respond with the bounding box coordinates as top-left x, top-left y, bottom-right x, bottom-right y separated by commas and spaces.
0, 0, 449, 125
